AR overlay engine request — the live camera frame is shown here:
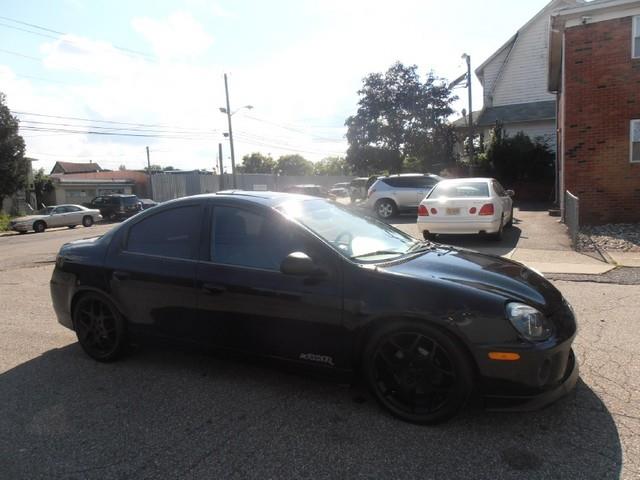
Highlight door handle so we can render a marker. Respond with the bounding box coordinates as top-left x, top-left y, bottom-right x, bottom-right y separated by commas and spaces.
113, 271, 131, 280
202, 283, 226, 294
